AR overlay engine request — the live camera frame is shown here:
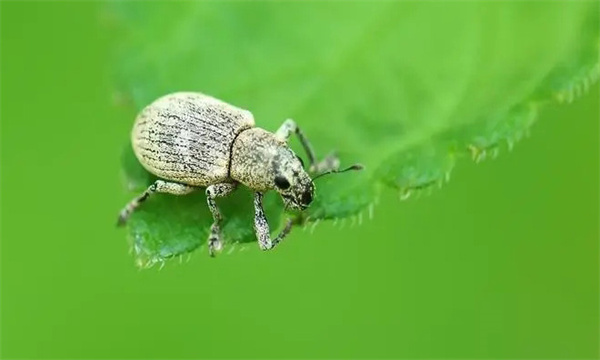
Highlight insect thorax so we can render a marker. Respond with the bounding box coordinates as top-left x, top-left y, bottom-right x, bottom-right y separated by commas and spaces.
230, 128, 288, 192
